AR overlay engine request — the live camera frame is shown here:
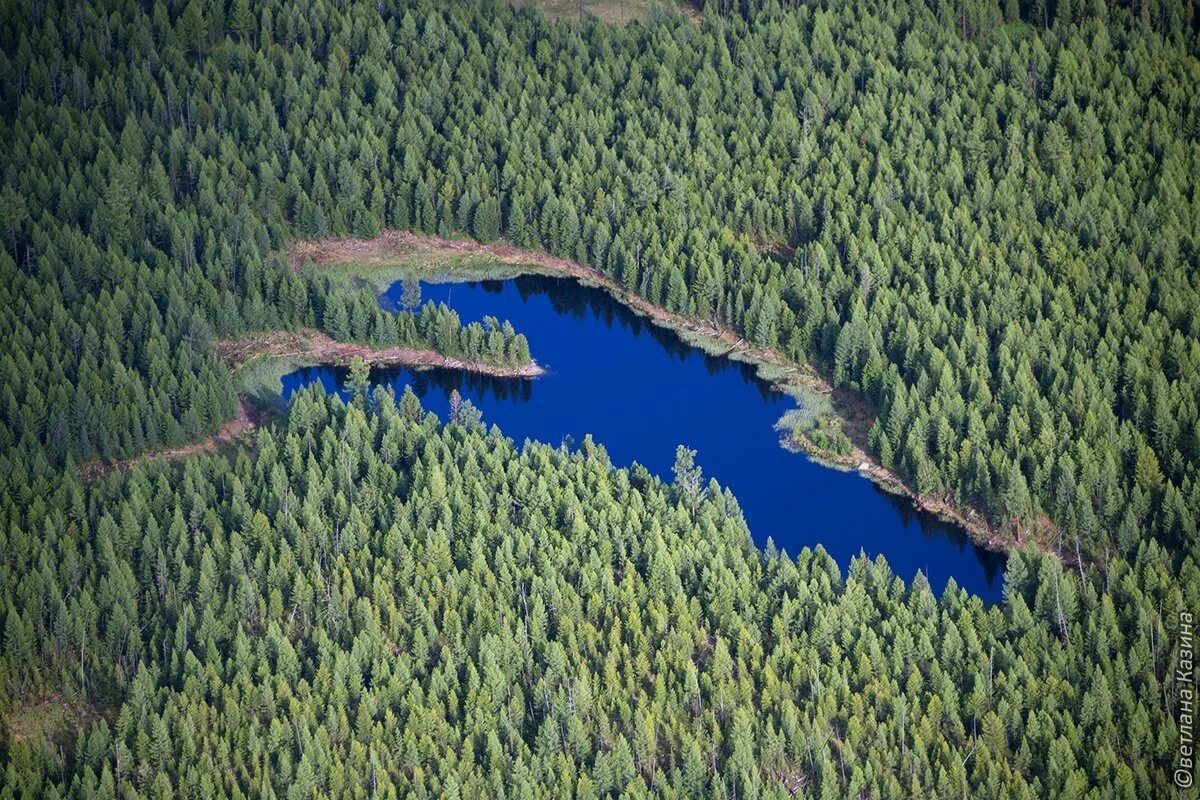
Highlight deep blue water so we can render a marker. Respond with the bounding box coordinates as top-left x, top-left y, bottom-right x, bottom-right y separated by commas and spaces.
282, 275, 1006, 601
